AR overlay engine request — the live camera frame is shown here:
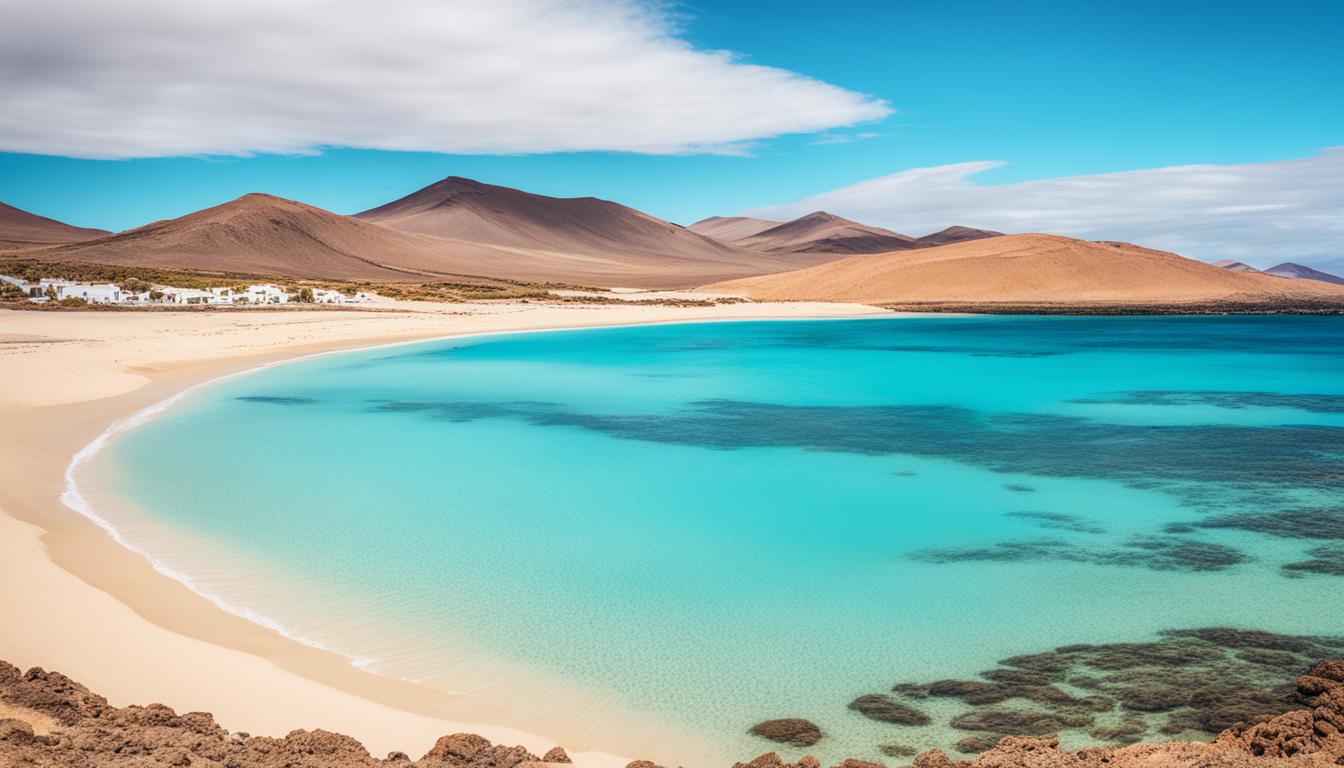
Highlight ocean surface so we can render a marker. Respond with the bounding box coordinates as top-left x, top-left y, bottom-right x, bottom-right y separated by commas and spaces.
88, 316, 1344, 764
